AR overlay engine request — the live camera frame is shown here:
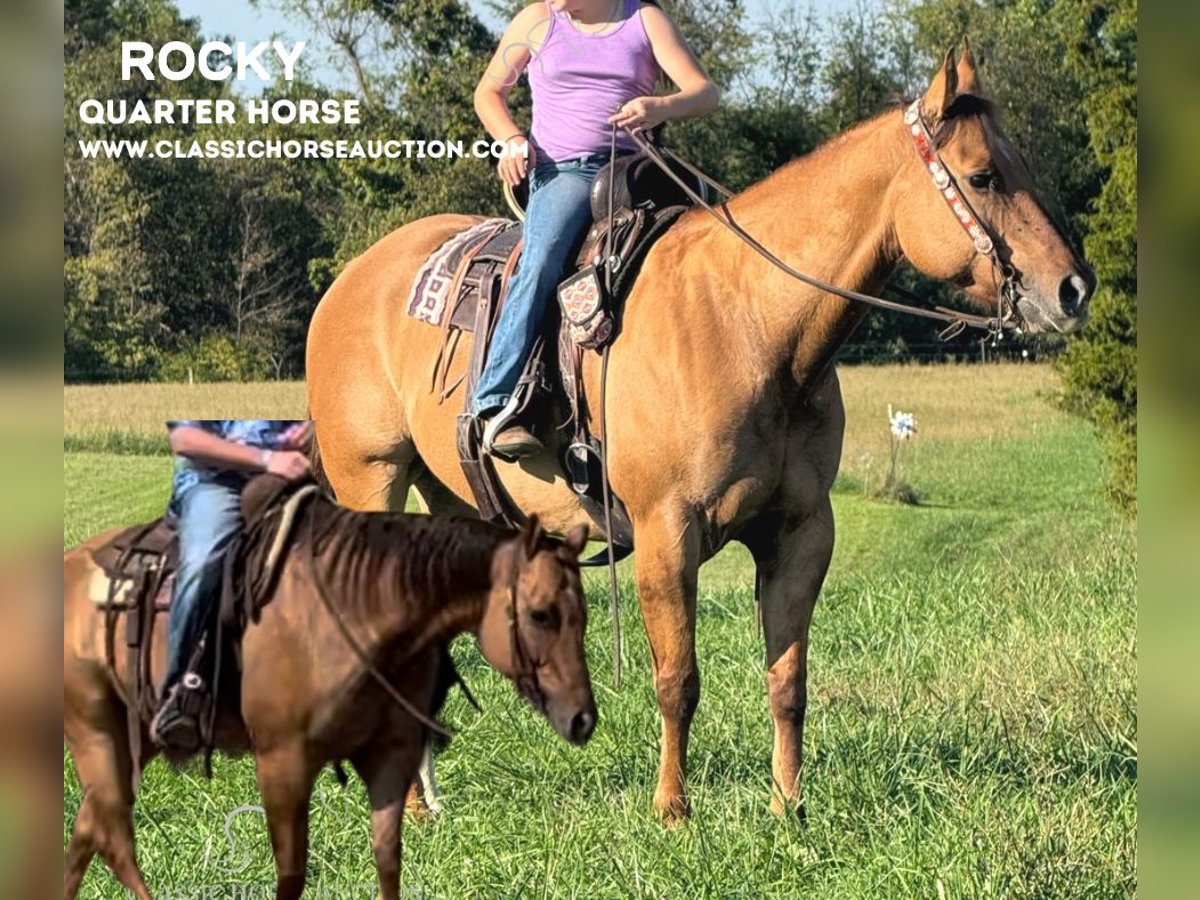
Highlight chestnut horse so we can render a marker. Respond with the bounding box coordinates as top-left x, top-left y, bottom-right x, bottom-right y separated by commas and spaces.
63, 477, 594, 900
305, 46, 1094, 824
